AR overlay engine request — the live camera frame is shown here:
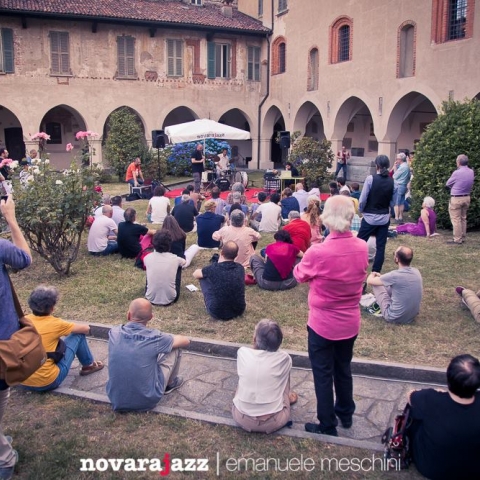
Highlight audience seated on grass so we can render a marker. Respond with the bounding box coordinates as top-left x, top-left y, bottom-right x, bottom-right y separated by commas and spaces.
144, 230, 186, 306
366, 246, 422, 323
117, 208, 156, 259
212, 210, 260, 268
87, 205, 118, 256
111, 196, 125, 226
186, 184, 204, 211
172, 194, 198, 233
232, 319, 297, 434
301, 196, 323, 244
107, 298, 190, 412
396, 196, 437, 237
250, 230, 298, 291
282, 211, 311, 253
196, 200, 225, 248
280, 188, 300, 220
455, 286, 480, 323
226, 182, 247, 206
161, 215, 199, 269
224, 192, 248, 222
193, 241, 246, 320
250, 192, 281, 233
406, 354, 480, 479
293, 183, 309, 213
21, 285, 104, 392
146, 186, 171, 224
211, 187, 227, 215
94, 194, 111, 217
